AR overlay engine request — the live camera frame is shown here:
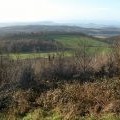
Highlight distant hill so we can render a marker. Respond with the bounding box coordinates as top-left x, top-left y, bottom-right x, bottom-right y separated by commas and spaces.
0, 25, 120, 37
0, 21, 59, 27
